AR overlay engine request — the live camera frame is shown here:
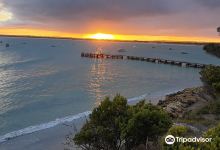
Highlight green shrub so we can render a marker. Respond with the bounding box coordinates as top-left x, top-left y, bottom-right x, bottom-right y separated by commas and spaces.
162, 125, 193, 150
200, 65, 220, 92
202, 123, 220, 150
197, 100, 220, 115
163, 123, 220, 150
203, 44, 220, 58
168, 125, 189, 136
73, 95, 172, 150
